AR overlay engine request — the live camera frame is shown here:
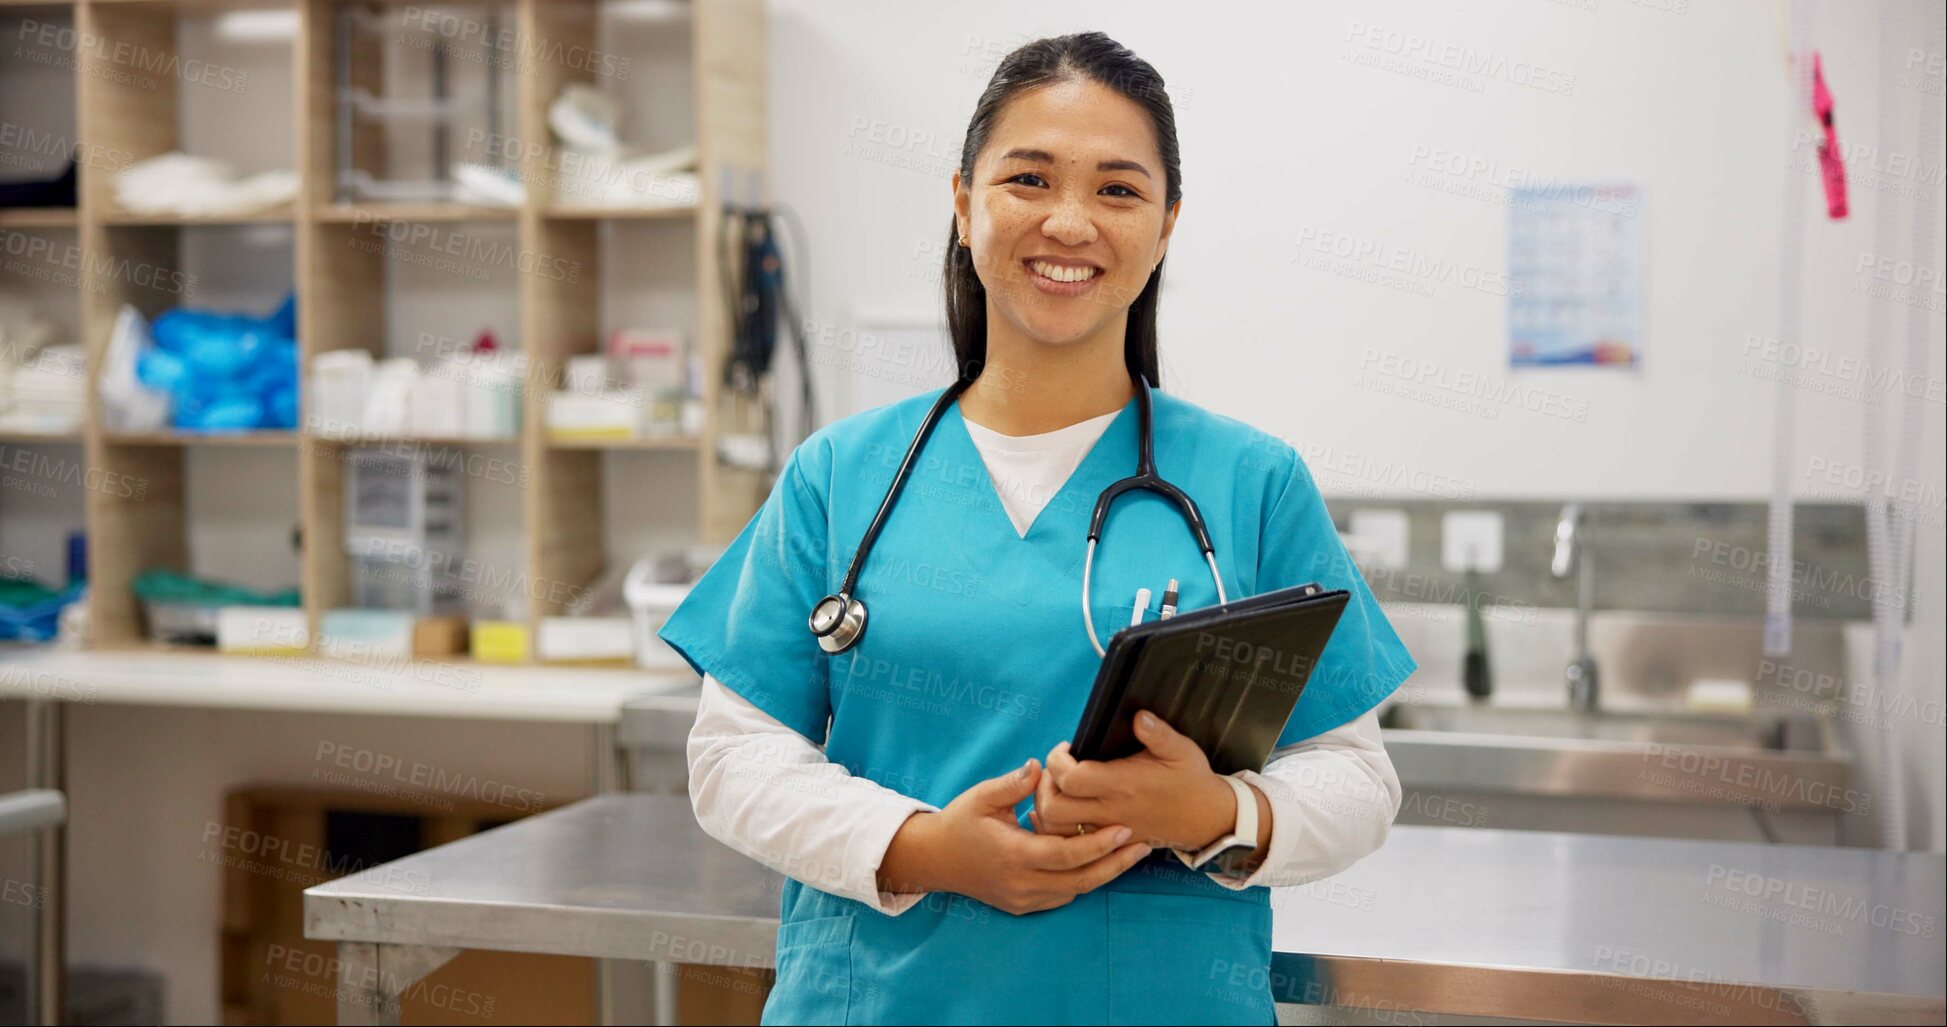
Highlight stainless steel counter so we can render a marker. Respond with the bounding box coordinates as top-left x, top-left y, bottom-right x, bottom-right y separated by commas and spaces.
305, 794, 1944, 1025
